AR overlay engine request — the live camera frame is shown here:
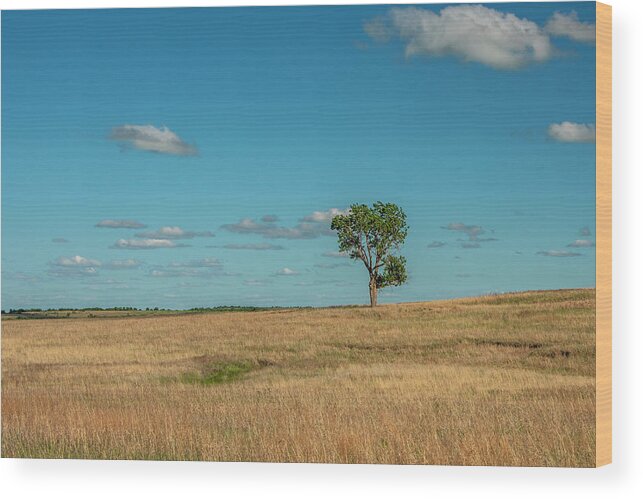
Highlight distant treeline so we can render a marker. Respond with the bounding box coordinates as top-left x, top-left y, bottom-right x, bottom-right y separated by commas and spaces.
2, 305, 292, 315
